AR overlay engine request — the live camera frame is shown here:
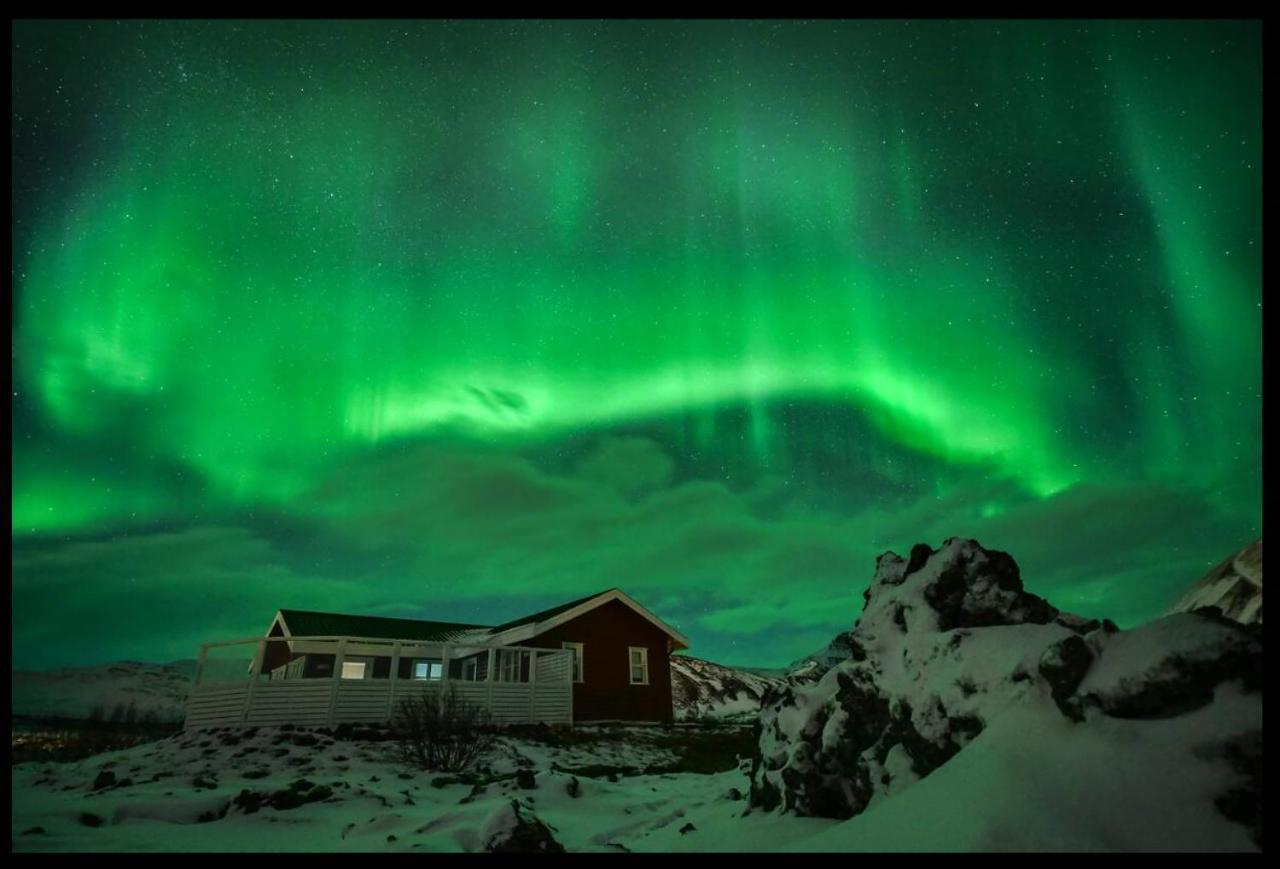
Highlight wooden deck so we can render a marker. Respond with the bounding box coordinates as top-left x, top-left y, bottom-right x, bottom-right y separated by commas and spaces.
184, 637, 573, 730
